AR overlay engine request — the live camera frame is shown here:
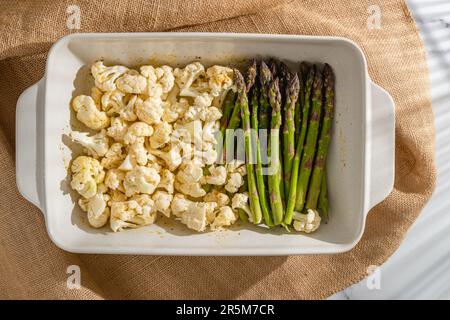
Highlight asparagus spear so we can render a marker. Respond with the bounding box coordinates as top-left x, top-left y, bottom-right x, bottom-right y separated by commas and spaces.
294, 62, 311, 145
306, 63, 335, 209
220, 90, 237, 140
258, 61, 272, 131
282, 73, 300, 197
294, 65, 323, 212
267, 78, 284, 225
284, 66, 316, 224
234, 69, 263, 224
251, 73, 274, 227
317, 170, 329, 222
